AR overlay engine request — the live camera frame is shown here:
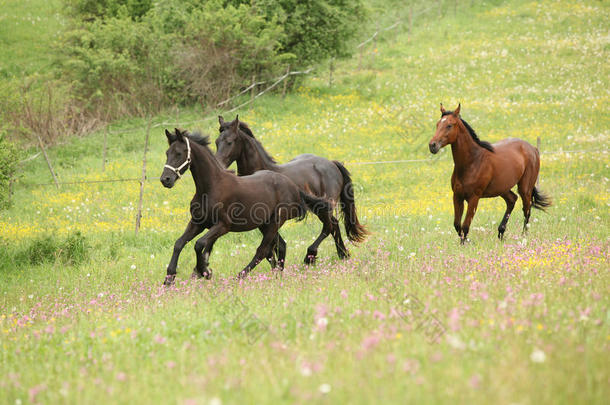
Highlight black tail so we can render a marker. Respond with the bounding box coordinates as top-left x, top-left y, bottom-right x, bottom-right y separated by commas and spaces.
532, 187, 552, 211
299, 191, 333, 220
333, 161, 369, 243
